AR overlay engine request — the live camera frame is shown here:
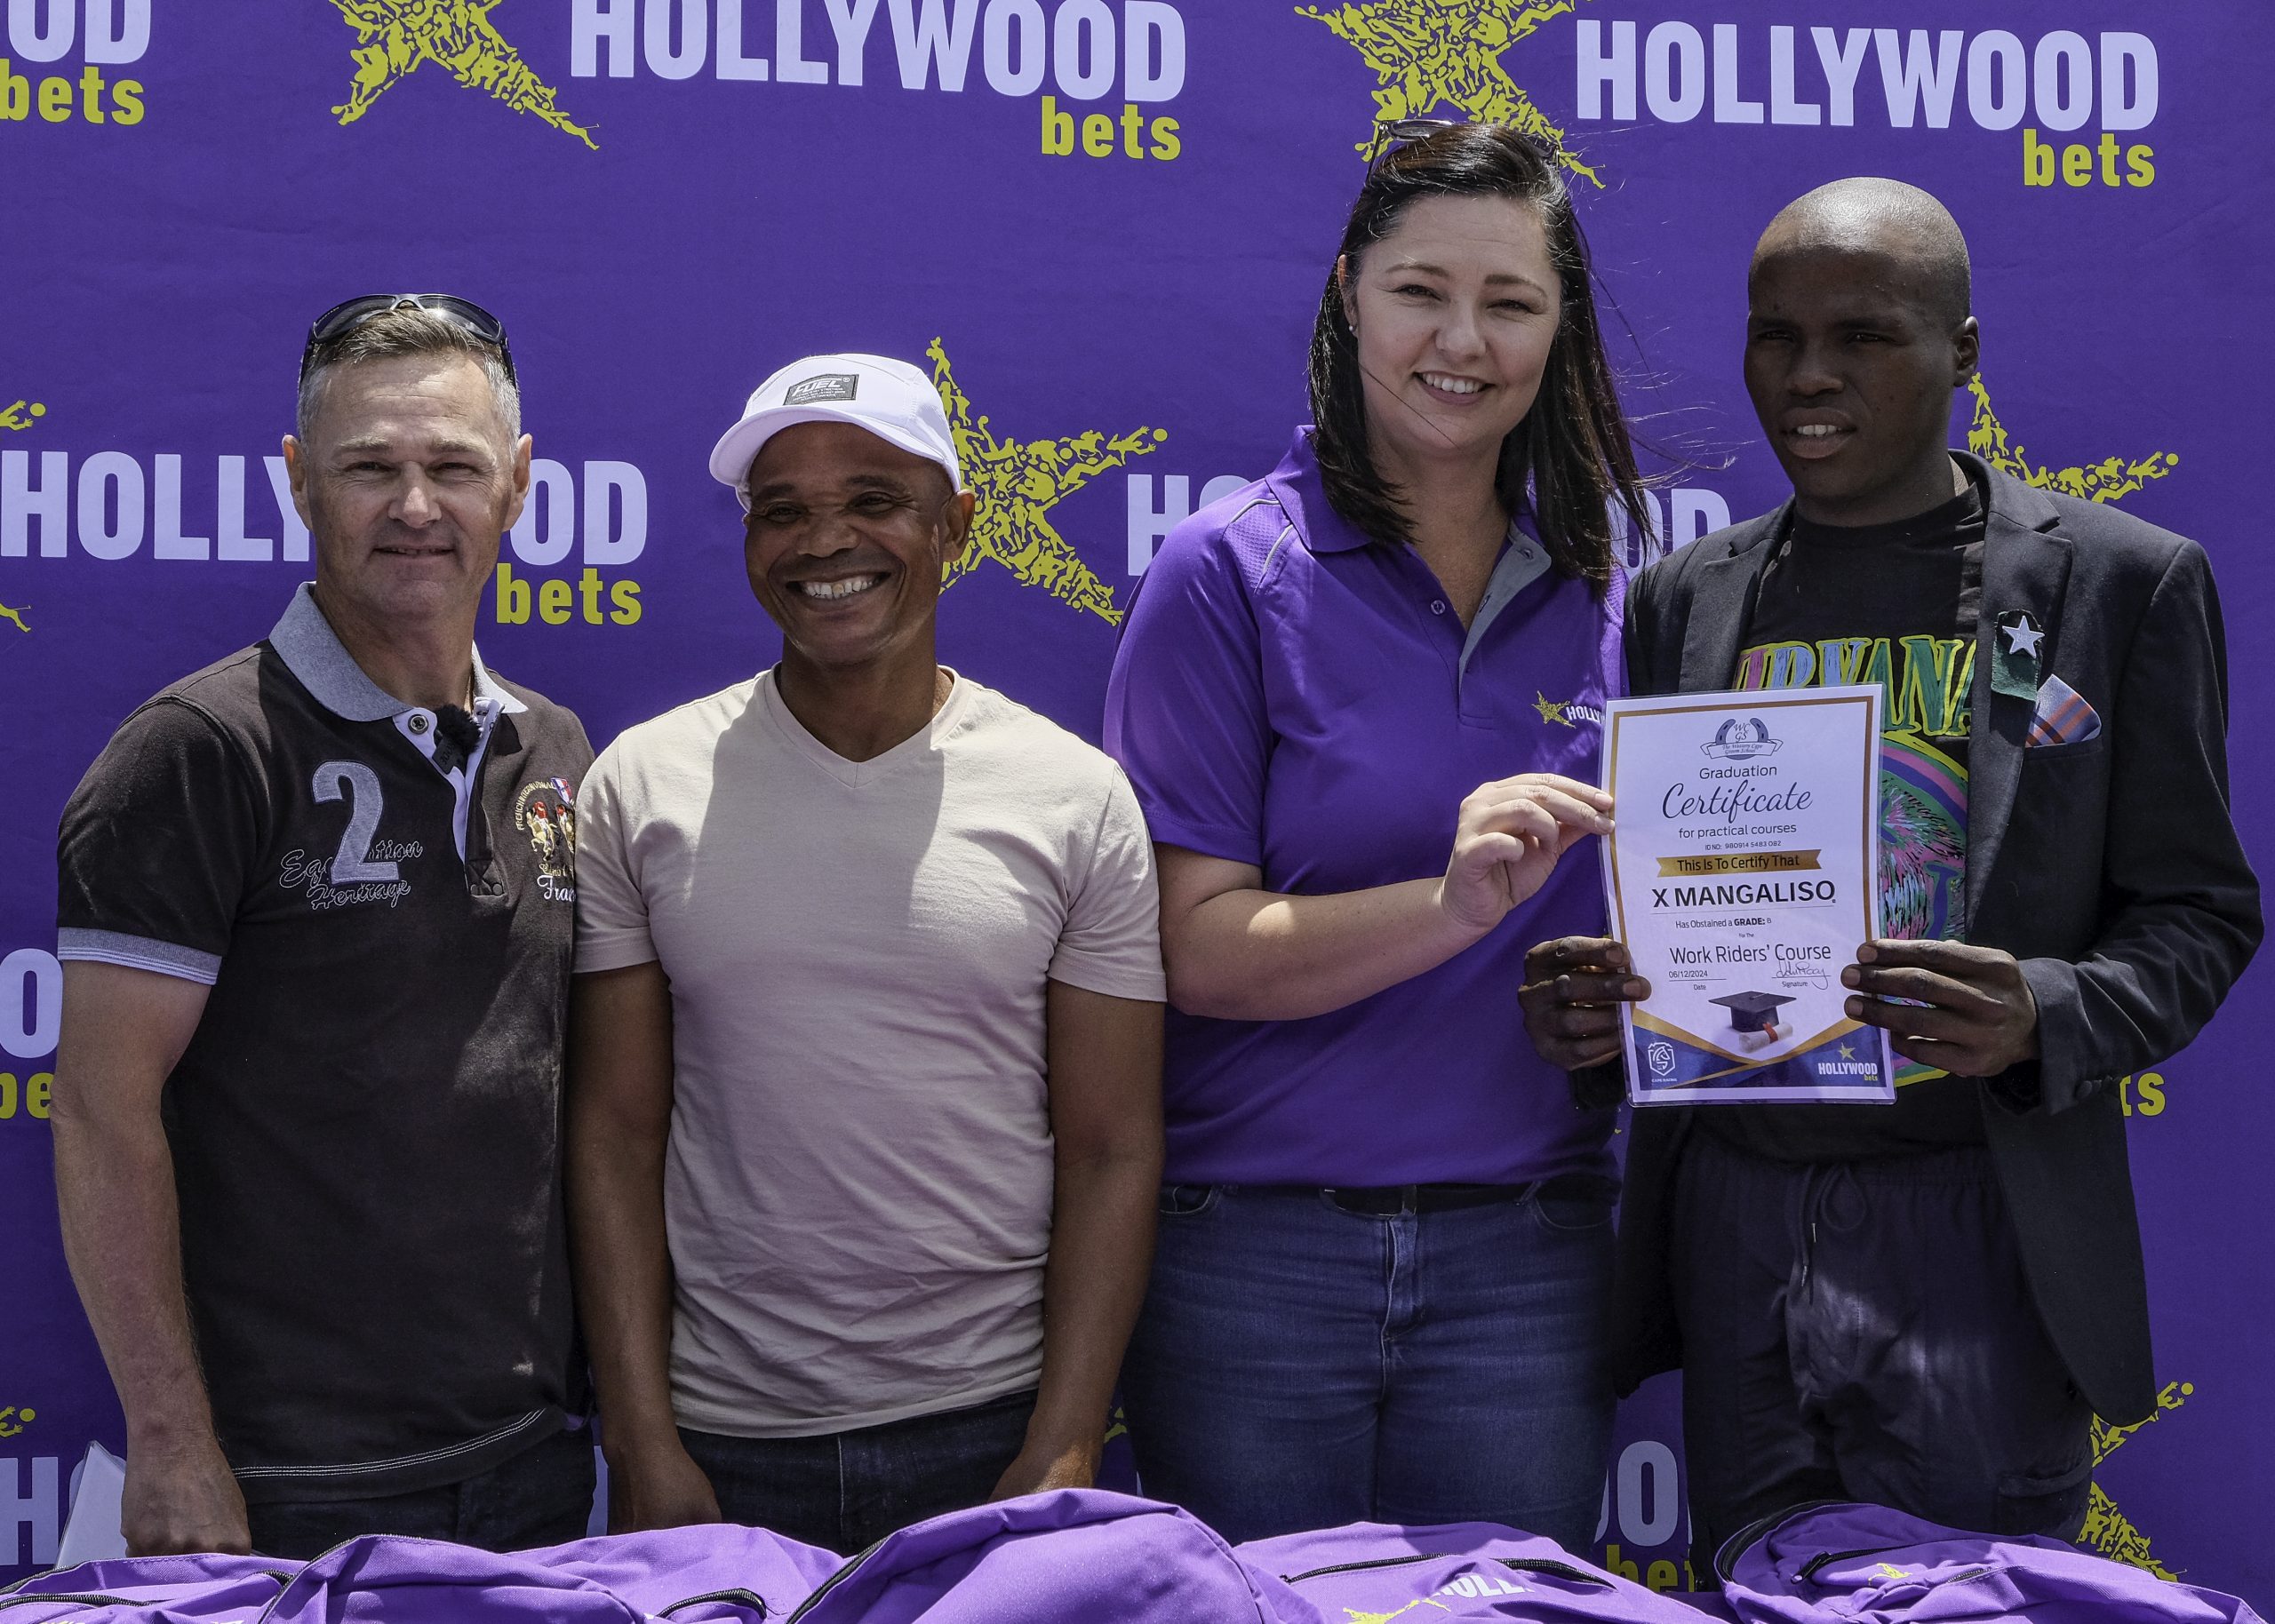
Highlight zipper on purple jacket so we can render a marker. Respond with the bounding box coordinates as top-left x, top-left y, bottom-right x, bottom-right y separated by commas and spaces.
1281, 1554, 1614, 1588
